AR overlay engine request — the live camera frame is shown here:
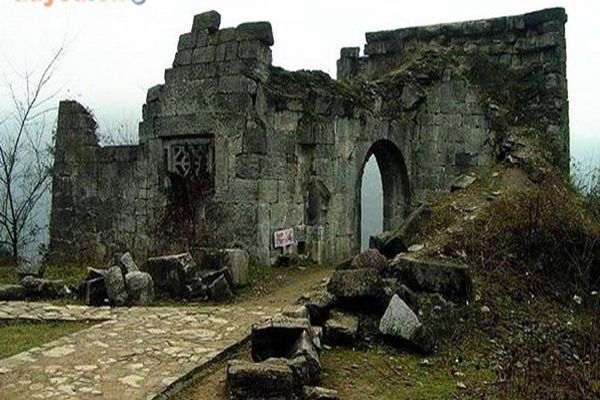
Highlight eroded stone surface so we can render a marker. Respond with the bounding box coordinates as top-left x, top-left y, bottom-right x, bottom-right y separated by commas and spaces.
0, 301, 276, 400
